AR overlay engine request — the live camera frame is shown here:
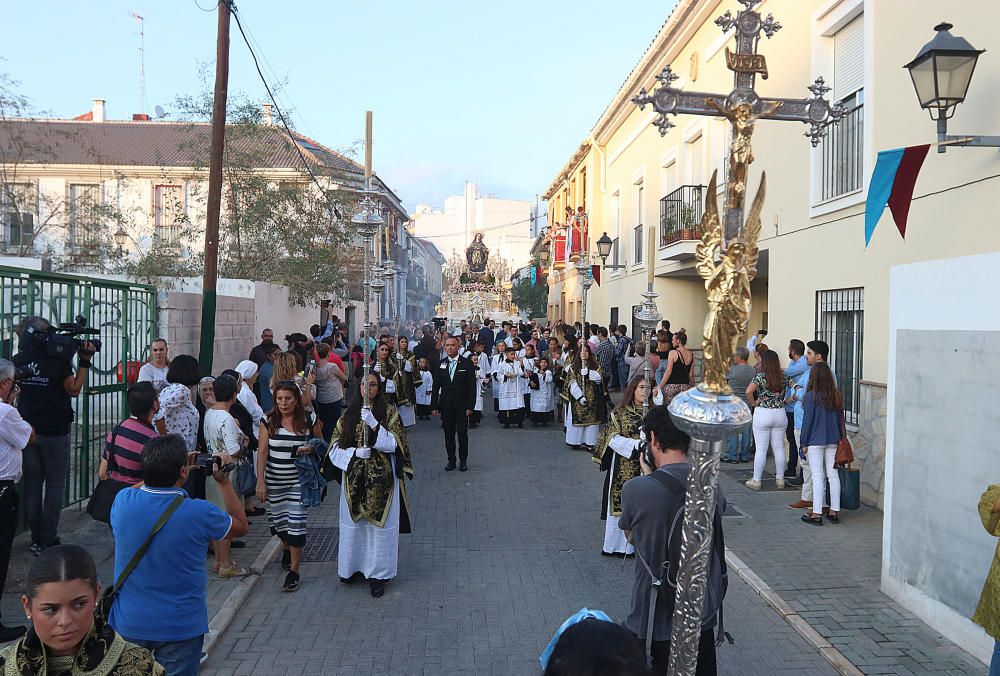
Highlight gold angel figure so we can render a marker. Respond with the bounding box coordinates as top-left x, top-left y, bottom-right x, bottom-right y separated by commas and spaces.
695, 169, 766, 393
